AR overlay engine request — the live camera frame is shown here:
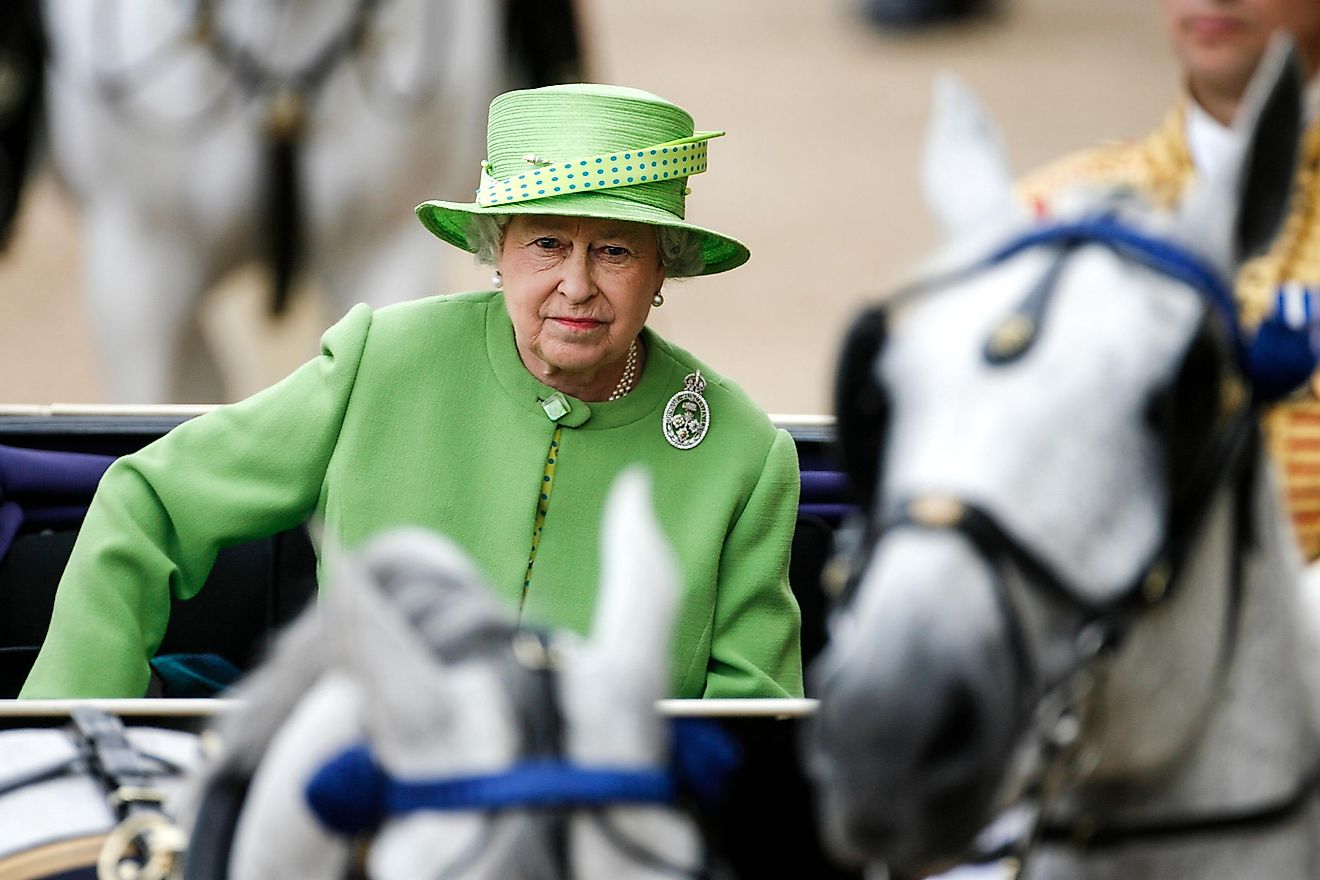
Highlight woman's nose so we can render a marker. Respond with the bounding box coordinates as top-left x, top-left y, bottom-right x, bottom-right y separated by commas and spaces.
557, 249, 595, 302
